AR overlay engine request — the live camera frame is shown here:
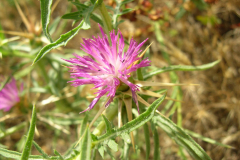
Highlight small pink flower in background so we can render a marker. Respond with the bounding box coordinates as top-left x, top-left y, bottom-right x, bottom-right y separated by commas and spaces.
0, 78, 20, 112
64, 25, 150, 112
